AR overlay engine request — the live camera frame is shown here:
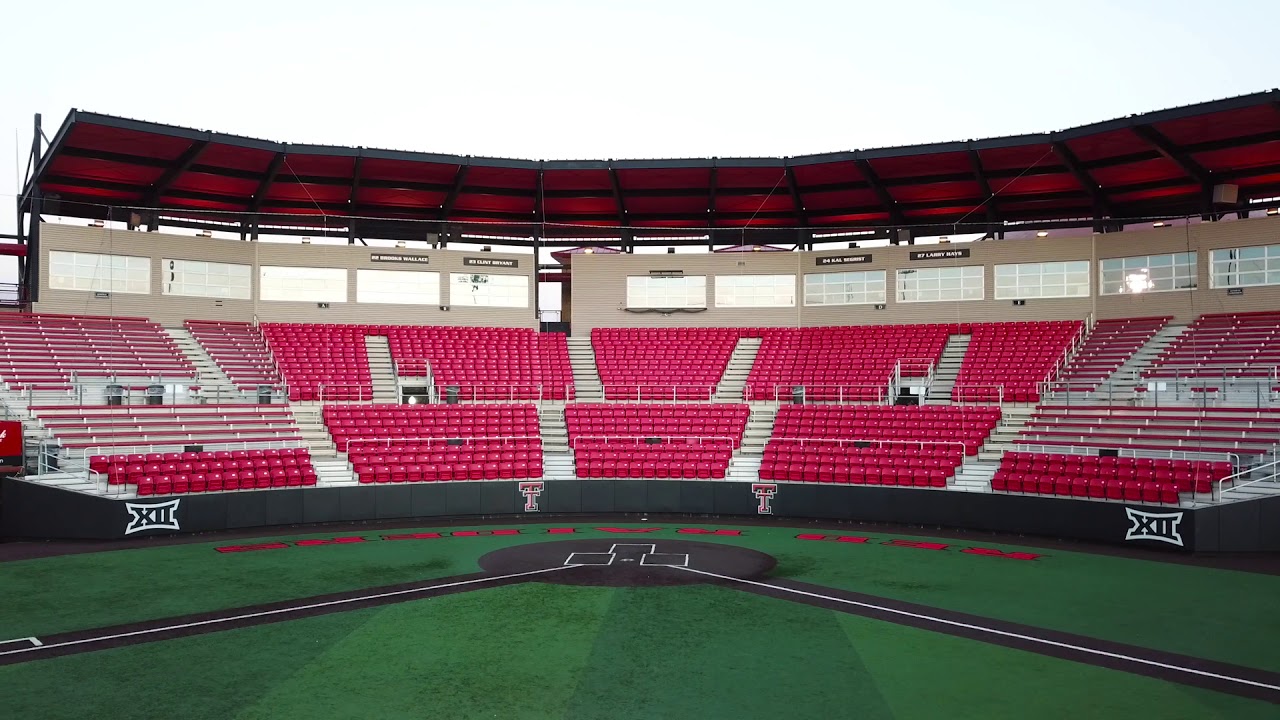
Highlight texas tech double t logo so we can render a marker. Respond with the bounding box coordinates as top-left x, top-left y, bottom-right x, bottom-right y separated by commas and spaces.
518, 481, 545, 512
751, 483, 778, 514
